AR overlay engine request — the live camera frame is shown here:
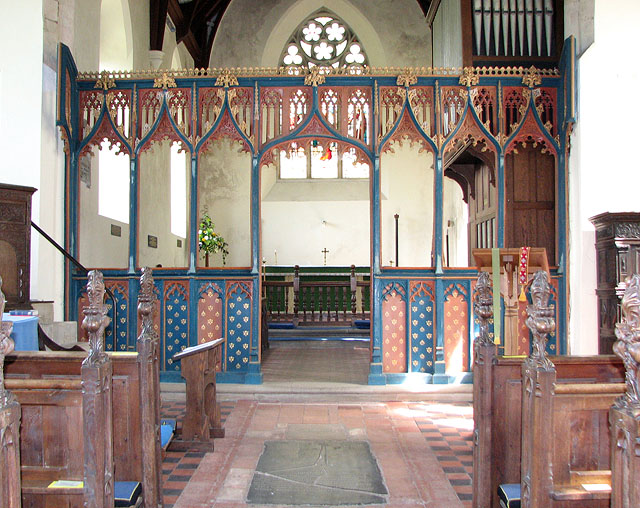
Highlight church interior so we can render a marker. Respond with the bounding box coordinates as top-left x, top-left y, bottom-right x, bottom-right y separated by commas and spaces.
1, 0, 640, 507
